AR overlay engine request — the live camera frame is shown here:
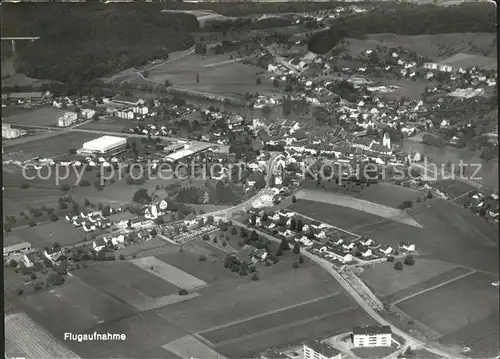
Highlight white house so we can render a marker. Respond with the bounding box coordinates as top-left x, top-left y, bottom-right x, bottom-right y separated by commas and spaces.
399, 243, 416, 252
352, 325, 392, 347
93, 238, 107, 252
303, 341, 342, 359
